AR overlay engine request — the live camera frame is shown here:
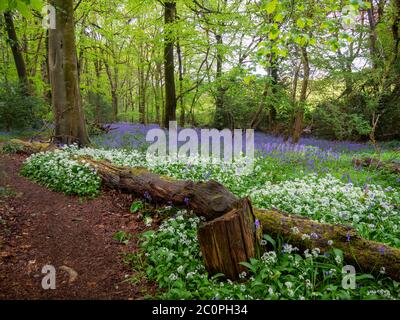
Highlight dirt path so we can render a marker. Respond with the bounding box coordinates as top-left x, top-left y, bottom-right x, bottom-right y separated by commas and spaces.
0, 153, 156, 299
